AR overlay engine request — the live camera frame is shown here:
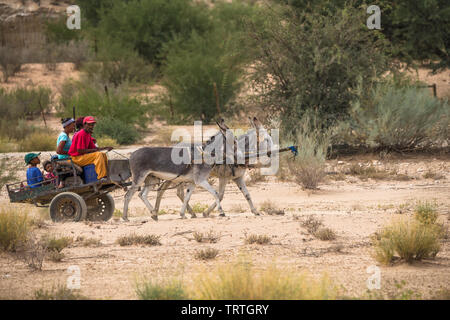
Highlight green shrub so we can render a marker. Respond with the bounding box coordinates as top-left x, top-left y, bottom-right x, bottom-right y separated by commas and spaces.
17, 131, 56, 152
373, 218, 441, 264
0, 46, 28, 83
95, 136, 119, 148
249, 5, 391, 134
94, 118, 140, 145
136, 279, 187, 300
414, 202, 439, 225
59, 80, 149, 126
0, 206, 31, 252
83, 40, 154, 87
190, 203, 209, 214
45, 16, 82, 44
286, 113, 330, 189
161, 28, 247, 123
58, 79, 150, 144
336, 83, 449, 151
0, 87, 52, 121
96, 0, 211, 64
